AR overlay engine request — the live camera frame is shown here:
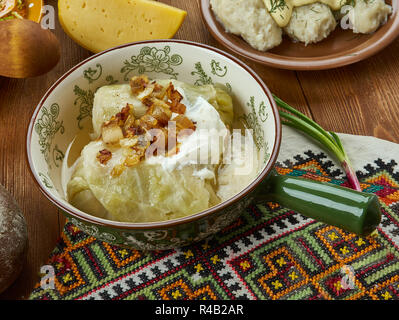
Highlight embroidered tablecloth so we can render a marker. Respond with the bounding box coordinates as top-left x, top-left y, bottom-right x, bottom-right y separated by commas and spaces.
29, 126, 399, 300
